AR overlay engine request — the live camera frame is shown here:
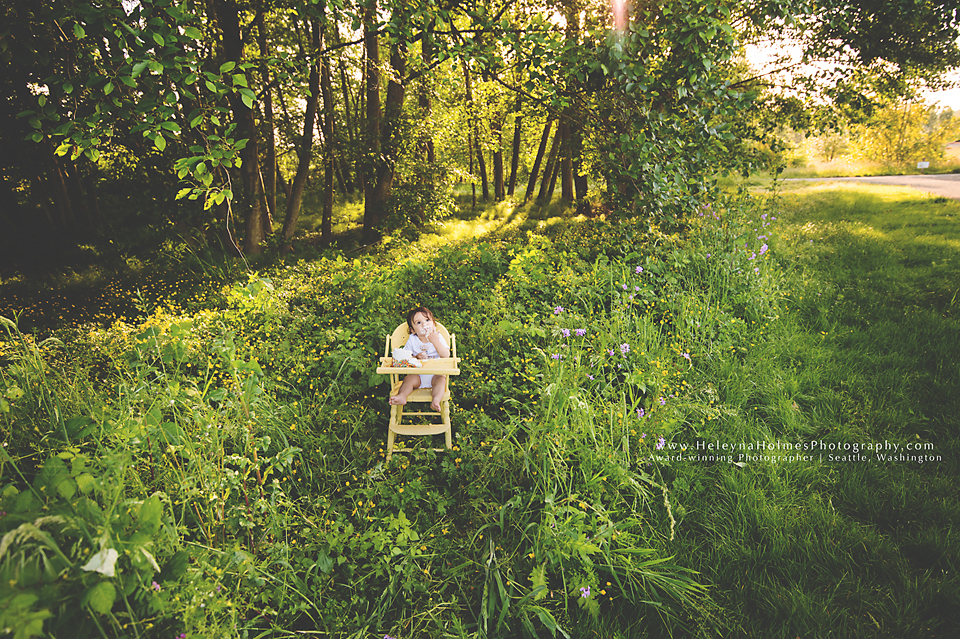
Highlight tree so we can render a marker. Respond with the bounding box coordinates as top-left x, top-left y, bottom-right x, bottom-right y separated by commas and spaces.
279, 14, 322, 249
856, 101, 959, 168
